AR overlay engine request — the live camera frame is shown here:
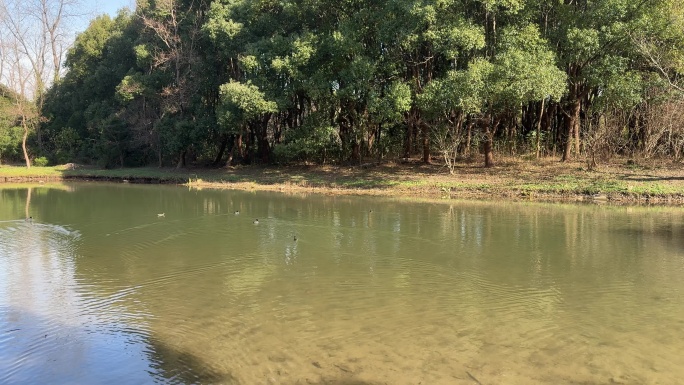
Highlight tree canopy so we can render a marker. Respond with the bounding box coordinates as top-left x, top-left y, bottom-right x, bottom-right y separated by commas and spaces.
1, 0, 682, 168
